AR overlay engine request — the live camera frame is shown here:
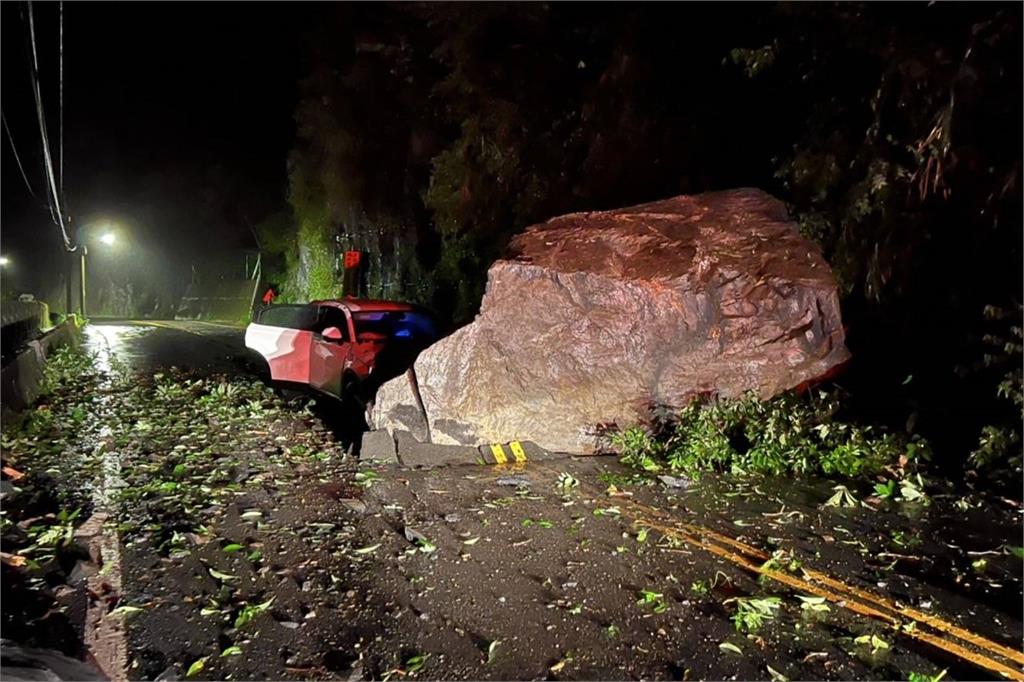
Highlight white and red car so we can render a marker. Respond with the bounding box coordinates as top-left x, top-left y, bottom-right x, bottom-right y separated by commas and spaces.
245, 298, 437, 401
